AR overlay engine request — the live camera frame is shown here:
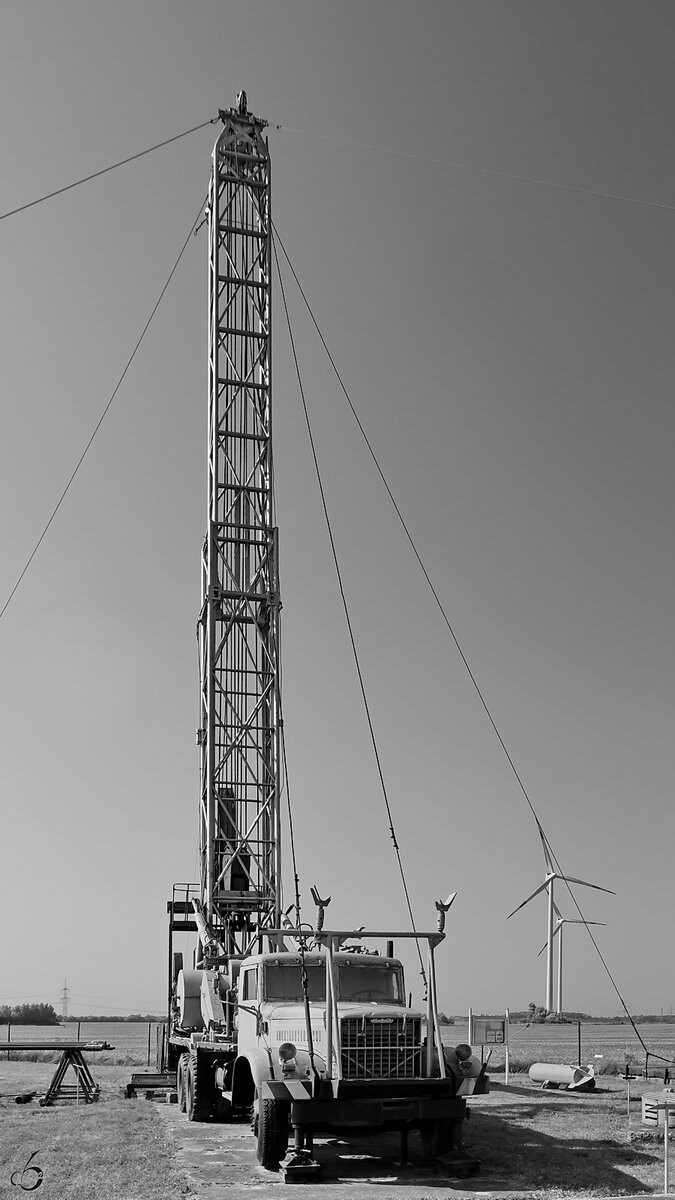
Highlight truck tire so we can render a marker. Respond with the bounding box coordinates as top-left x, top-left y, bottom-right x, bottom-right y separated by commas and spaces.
256, 1095, 290, 1170
186, 1050, 211, 1122
420, 1118, 457, 1158
177, 1053, 188, 1113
